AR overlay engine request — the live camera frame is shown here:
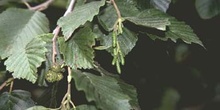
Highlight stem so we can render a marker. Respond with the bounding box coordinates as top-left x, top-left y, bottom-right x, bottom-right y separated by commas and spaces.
111, 0, 121, 18
0, 81, 7, 91
60, 67, 75, 109
22, 0, 31, 9
22, 0, 54, 11
67, 67, 75, 108
9, 80, 14, 93
0, 78, 14, 91
52, 26, 60, 64
64, 0, 76, 16
52, 0, 76, 64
